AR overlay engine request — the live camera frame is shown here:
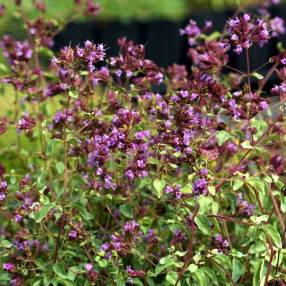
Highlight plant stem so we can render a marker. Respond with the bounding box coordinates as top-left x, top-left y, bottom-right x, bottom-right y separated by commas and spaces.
246, 48, 251, 94
216, 112, 282, 190
269, 186, 286, 243
174, 206, 199, 286
224, 65, 244, 75
54, 96, 71, 262
234, 113, 282, 173
258, 62, 279, 95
